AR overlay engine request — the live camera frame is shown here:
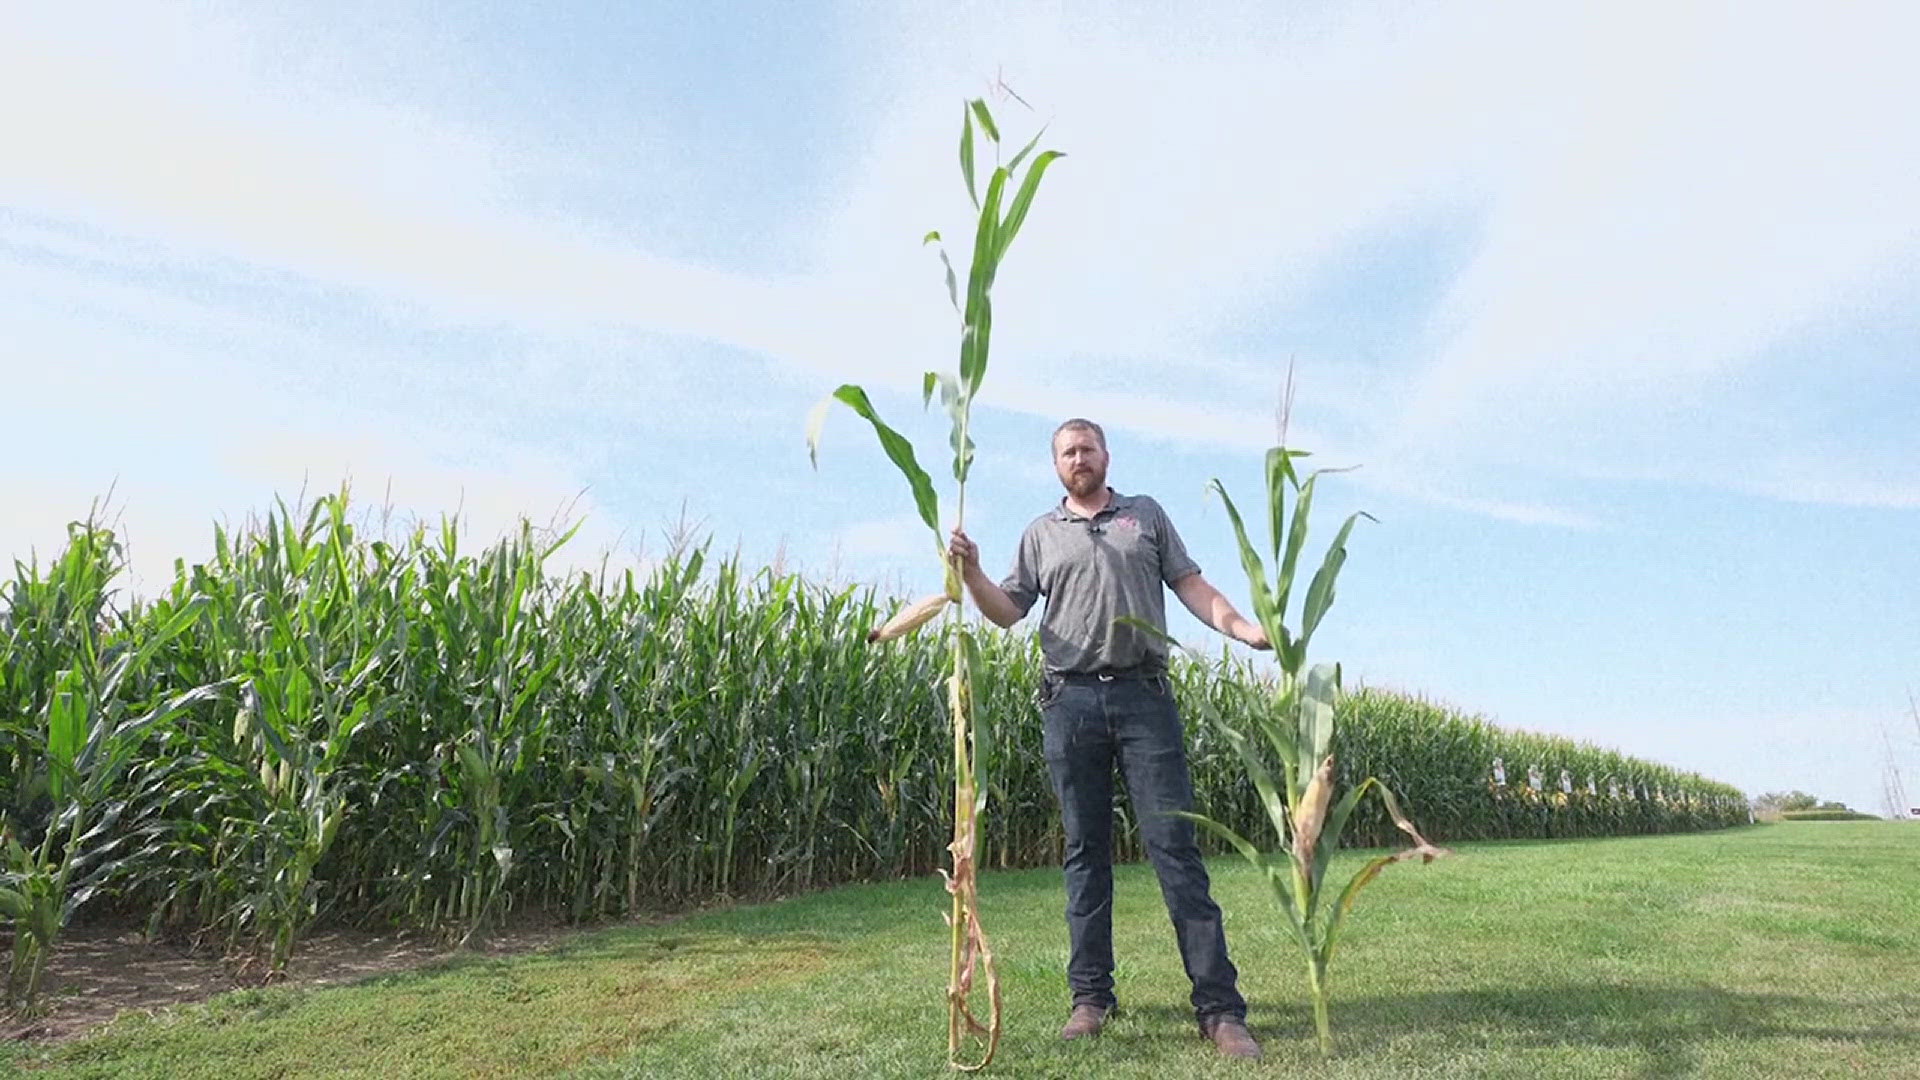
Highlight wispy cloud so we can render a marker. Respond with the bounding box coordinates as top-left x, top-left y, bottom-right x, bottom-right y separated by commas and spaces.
822, 3, 1920, 518
5, 3, 1915, 530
